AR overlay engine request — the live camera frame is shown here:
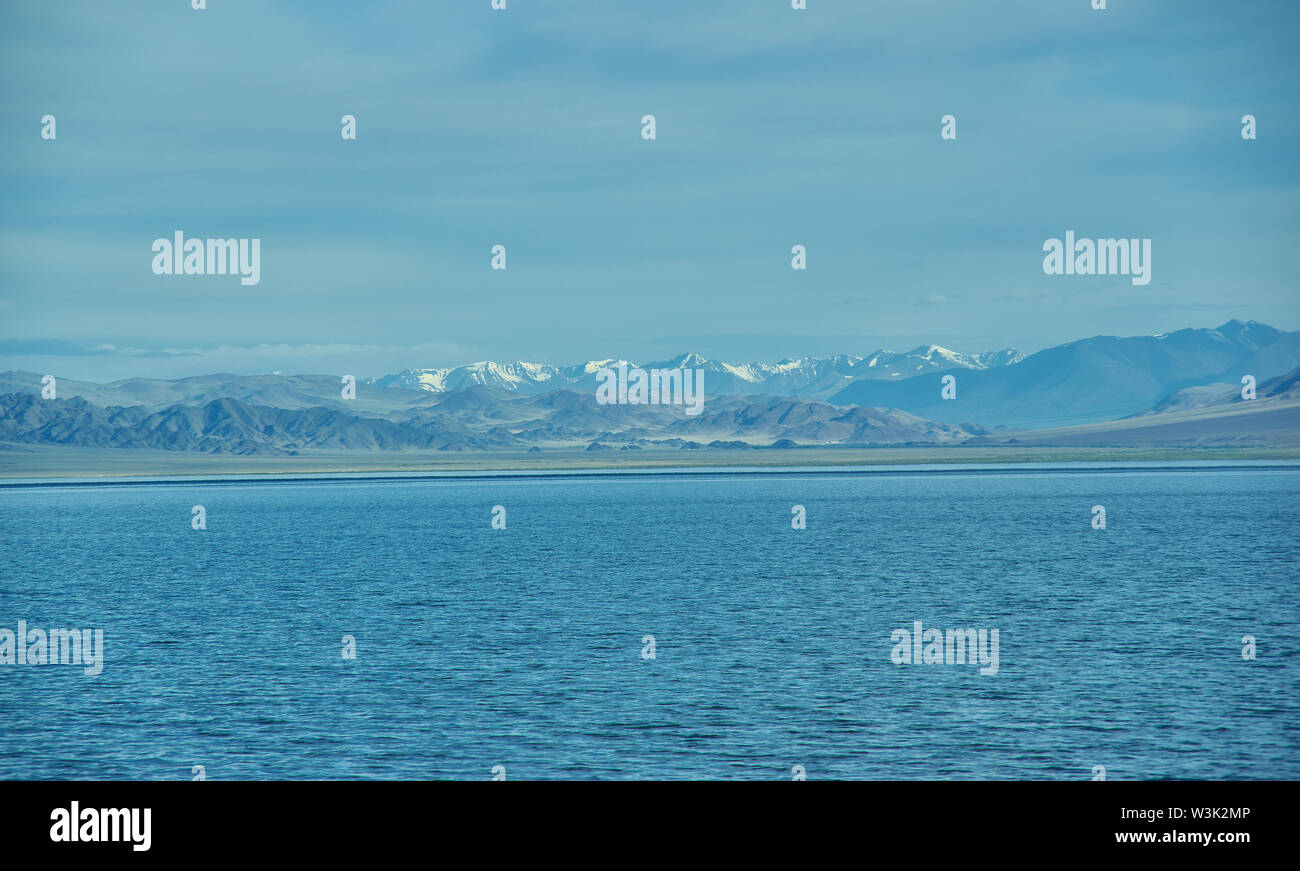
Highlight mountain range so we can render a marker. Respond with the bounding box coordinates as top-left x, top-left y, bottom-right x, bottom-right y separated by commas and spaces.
1, 320, 1297, 454
827, 320, 1299, 427
368, 346, 1026, 400
366, 320, 1296, 428
0, 389, 989, 456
